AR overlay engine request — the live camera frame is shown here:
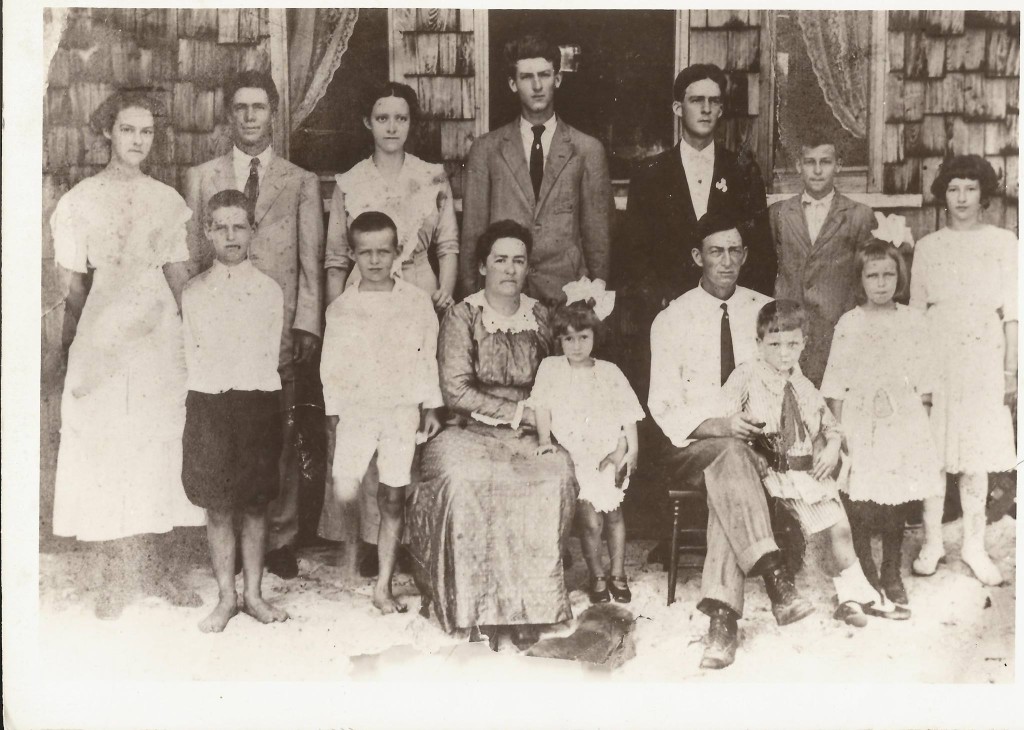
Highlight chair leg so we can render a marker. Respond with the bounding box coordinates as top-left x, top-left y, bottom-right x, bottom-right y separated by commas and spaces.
668, 498, 681, 606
